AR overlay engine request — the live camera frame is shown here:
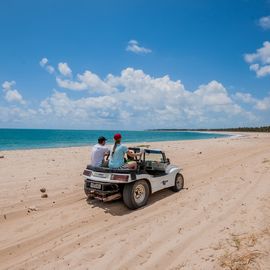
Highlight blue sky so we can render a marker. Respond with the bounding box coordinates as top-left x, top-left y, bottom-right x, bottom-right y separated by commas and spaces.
0, 0, 270, 129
